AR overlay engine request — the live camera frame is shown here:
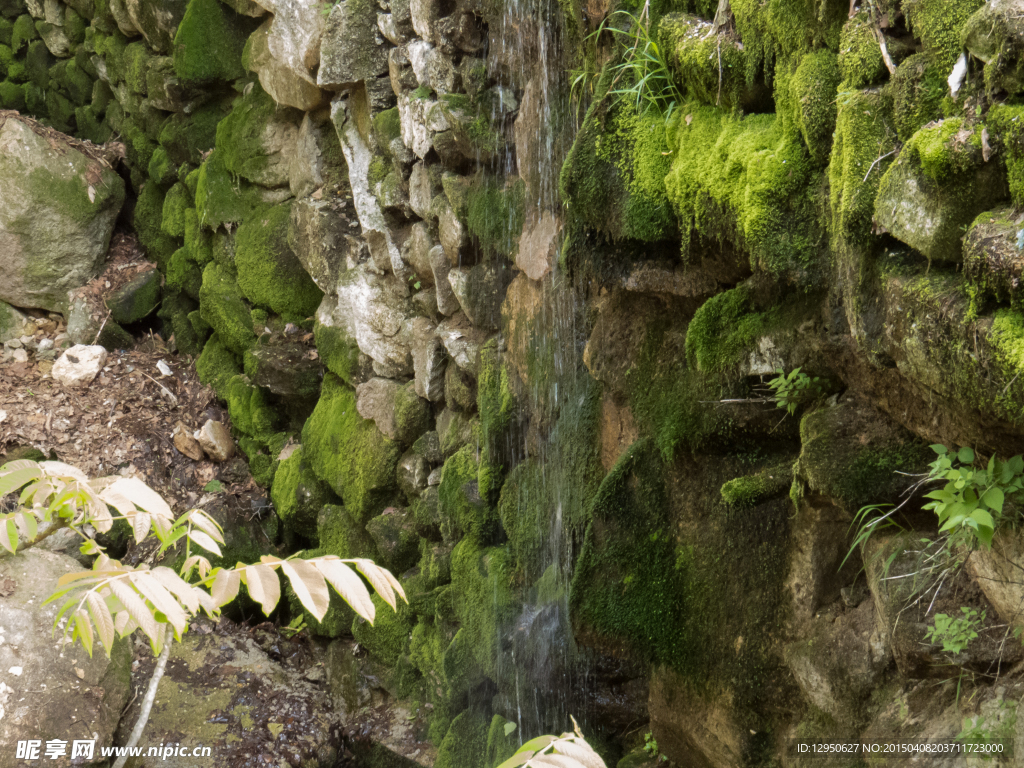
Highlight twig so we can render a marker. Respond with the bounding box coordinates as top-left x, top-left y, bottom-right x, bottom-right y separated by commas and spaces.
716, 36, 723, 106
863, 149, 896, 183
872, 26, 896, 75
112, 625, 171, 768
92, 311, 111, 346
